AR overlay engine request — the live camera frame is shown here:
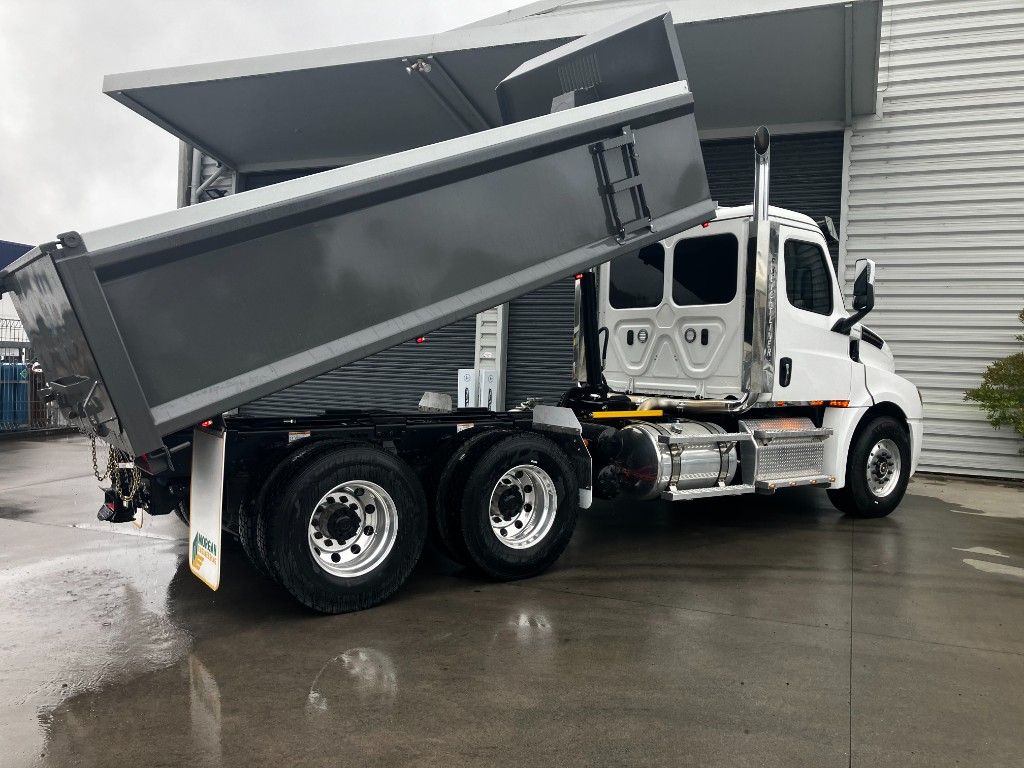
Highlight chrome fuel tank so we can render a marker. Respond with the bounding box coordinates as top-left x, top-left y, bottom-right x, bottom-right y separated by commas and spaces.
610, 421, 738, 500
